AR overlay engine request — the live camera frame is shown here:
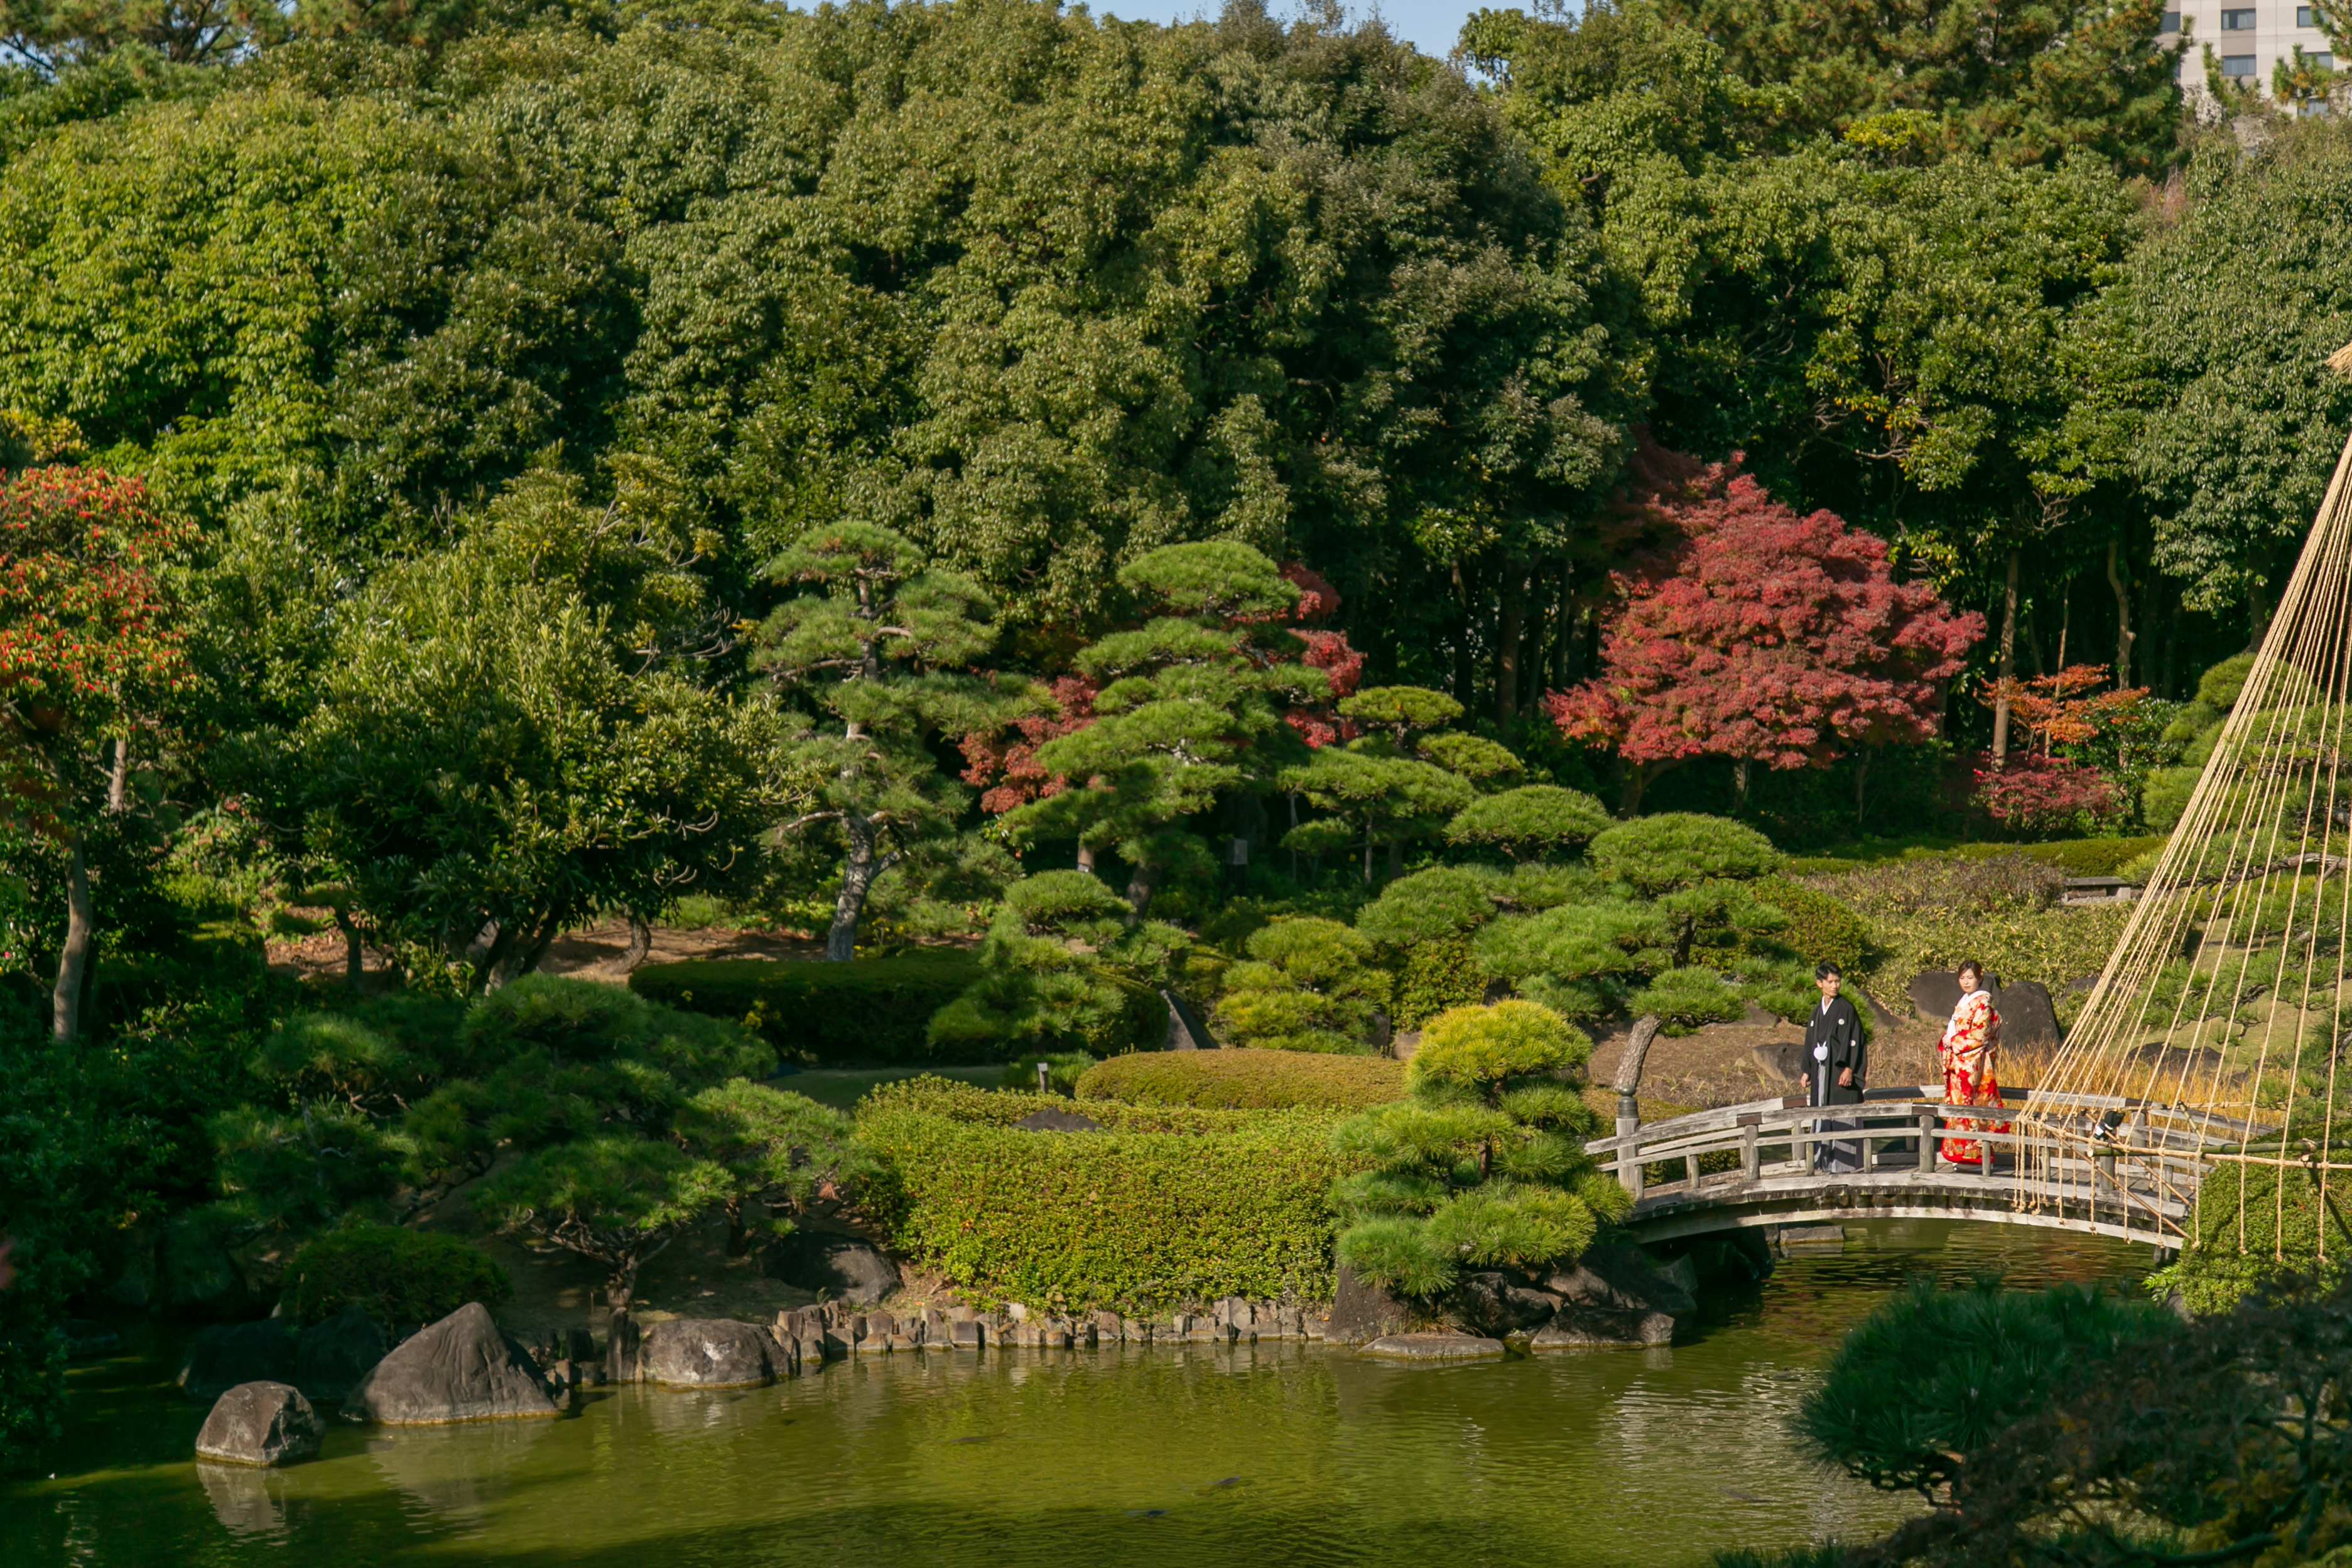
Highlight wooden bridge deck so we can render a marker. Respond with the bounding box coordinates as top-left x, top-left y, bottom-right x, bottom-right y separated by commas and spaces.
1586, 1084, 2248, 1249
